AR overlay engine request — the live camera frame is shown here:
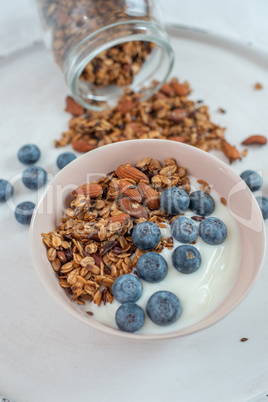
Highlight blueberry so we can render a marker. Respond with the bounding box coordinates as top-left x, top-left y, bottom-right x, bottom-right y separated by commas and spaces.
171, 216, 198, 243
240, 170, 262, 192
136, 252, 168, 283
146, 291, 182, 326
115, 303, 145, 333
172, 245, 201, 274
256, 196, 268, 219
15, 201, 35, 225
112, 274, 142, 303
22, 166, 47, 190
0, 179, 14, 202
160, 187, 190, 215
18, 144, 41, 165
199, 217, 227, 245
57, 152, 77, 170
132, 221, 161, 250
189, 190, 215, 216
